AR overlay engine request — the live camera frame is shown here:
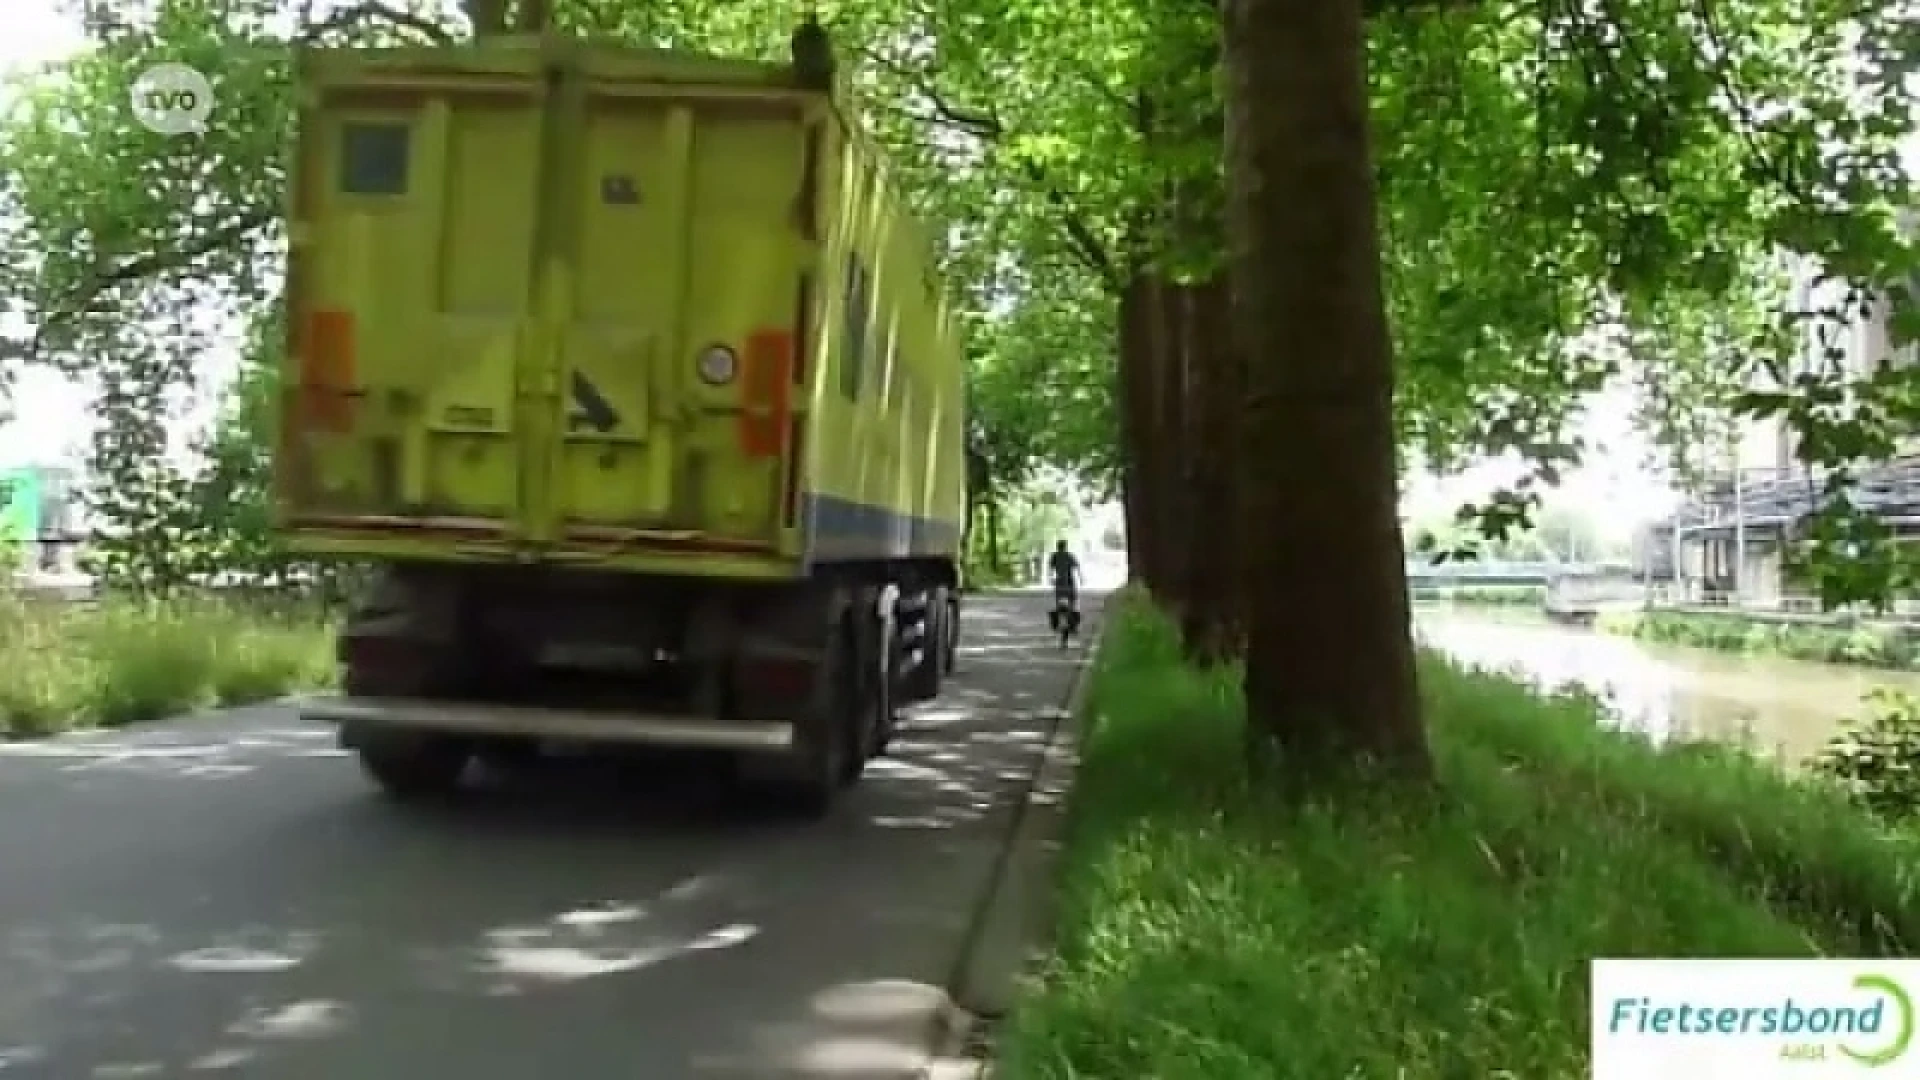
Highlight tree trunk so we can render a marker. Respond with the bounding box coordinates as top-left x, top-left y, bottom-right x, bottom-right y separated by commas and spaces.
985, 499, 1003, 574
1149, 276, 1193, 618
1116, 274, 1158, 588
1180, 274, 1243, 663
1222, 0, 1430, 775
464, 0, 506, 34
